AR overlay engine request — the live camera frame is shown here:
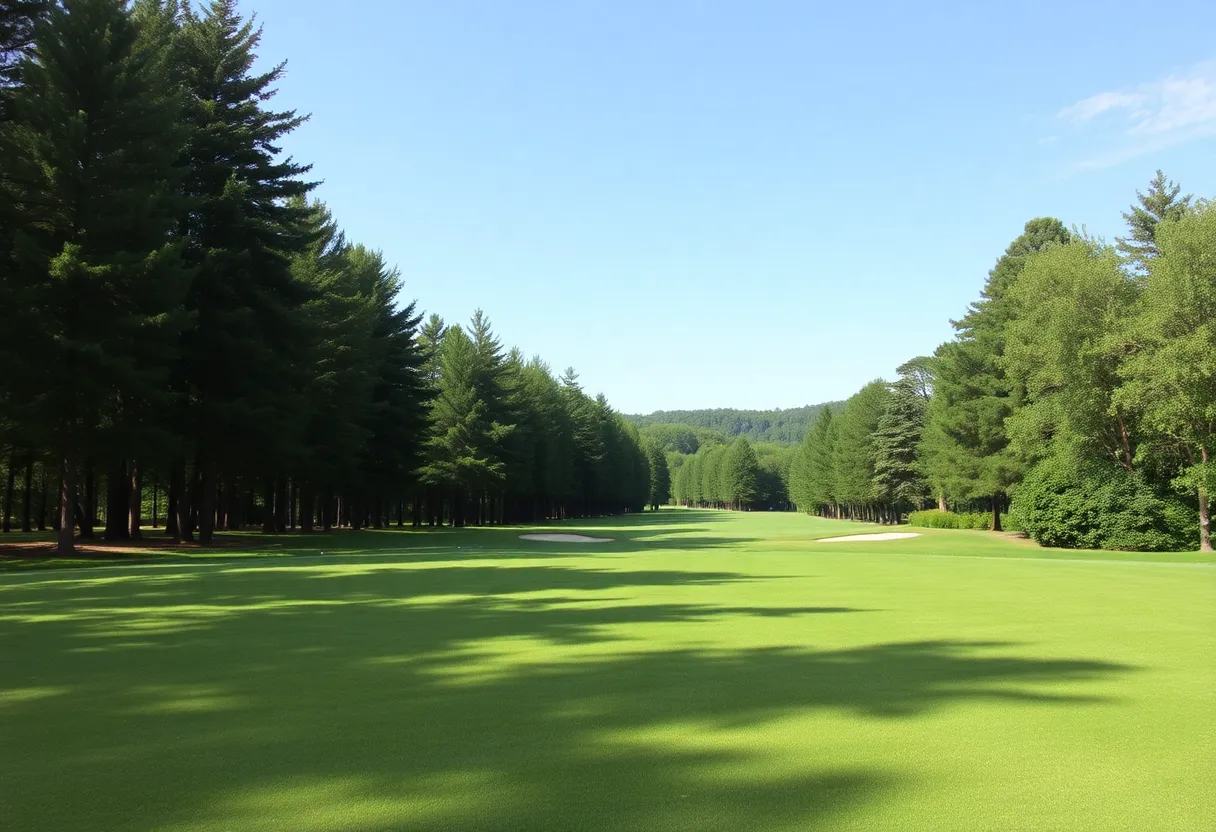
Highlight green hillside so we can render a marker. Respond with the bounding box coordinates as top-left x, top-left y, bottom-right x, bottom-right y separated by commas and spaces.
625, 402, 844, 444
